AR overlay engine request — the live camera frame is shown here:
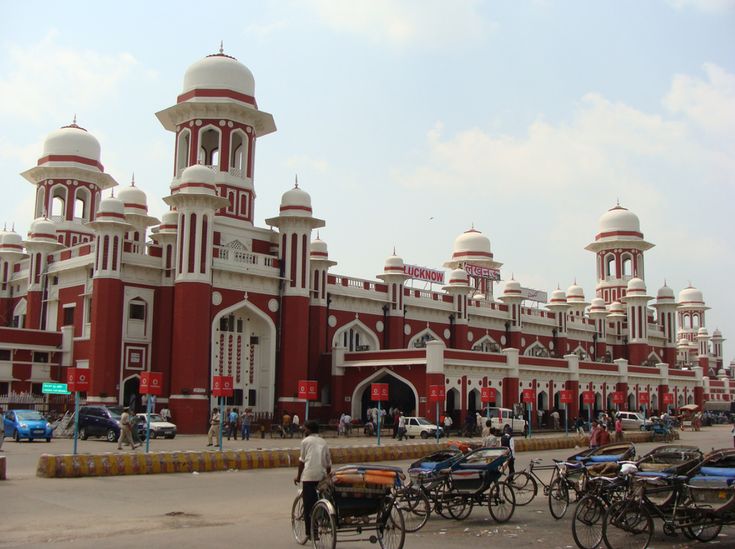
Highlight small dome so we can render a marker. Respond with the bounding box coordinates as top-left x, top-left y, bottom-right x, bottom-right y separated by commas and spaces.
713, 328, 722, 338
451, 228, 492, 261
384, 254, 404, 272
448, 268, 469, 286
548, 288, 567, 305
608, 301, 625, 316
598, 205, 641, 235
566, 283, 585, 302
626, 277, 647, 295
678, 338, 689, 347
279, 184, 312, 217
698, 327, 709, 336
174, 164, 217, 196
589, 297, 607, 314
28, 217, 57, 243
678, 286, 704, 306
182, 52, 255, 98
117, 183, 148, 214
310, 236, 328, 259
503, 279, 522, 297
0, 229, 24, 253
41, 123, 101, 165
96, 195, 126, 220
158, 211, 179, 234
657, 284, 675, 301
